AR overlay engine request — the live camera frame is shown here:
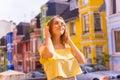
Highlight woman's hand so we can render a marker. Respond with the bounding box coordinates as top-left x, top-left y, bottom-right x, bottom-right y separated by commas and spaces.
65, 31, 72, 44
41, 26, 55, 58
44, 26, 51, 39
